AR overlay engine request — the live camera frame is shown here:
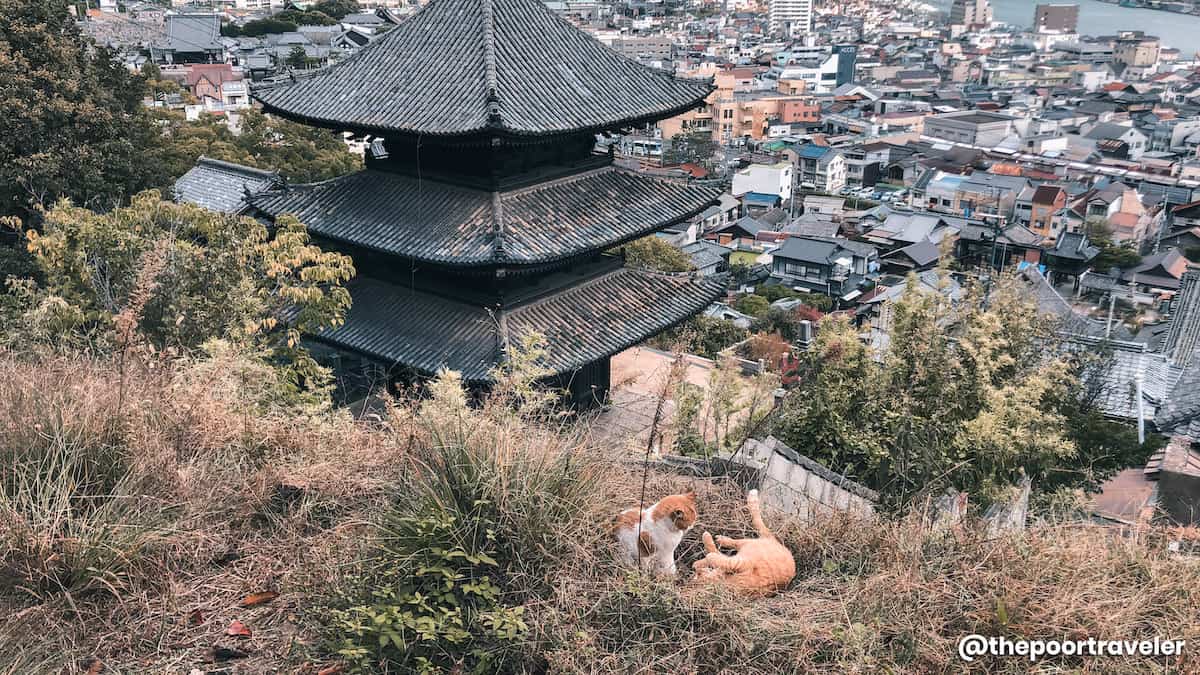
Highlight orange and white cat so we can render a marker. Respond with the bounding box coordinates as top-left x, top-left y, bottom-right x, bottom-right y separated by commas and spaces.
611, 491, 698, 577
692, 489, 795, 596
